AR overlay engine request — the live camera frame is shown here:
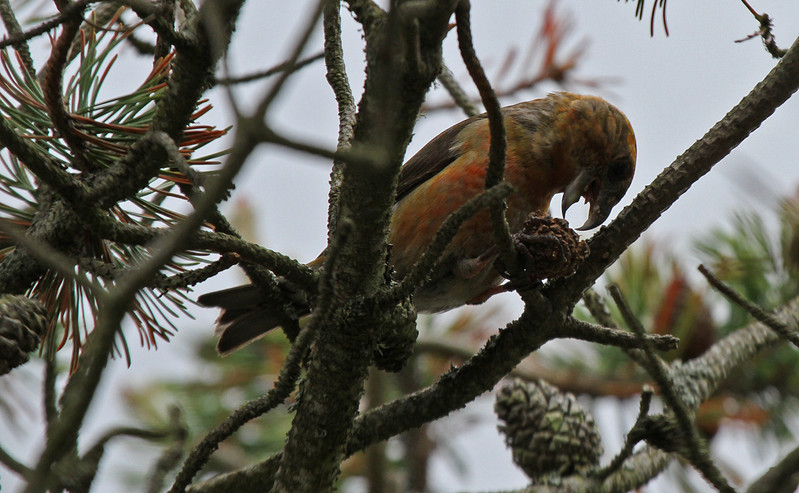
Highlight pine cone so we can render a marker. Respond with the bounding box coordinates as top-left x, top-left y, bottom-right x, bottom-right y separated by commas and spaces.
495, 378, 603, 480
496, 215, 589, 283
0, 295, 48, 375
373, 298, 418, 373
